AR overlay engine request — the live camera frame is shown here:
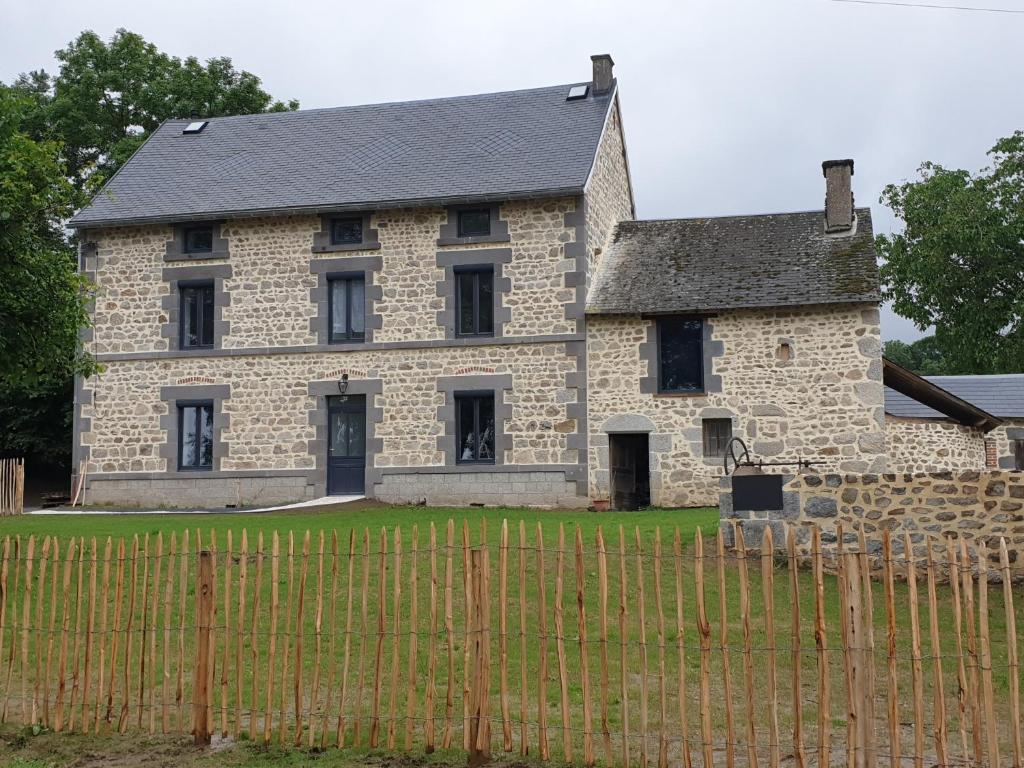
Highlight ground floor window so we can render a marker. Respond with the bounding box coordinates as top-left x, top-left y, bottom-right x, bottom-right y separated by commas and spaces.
455, 392, 495, 464
178, 401, 213, 470
702, 418, 733, 457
